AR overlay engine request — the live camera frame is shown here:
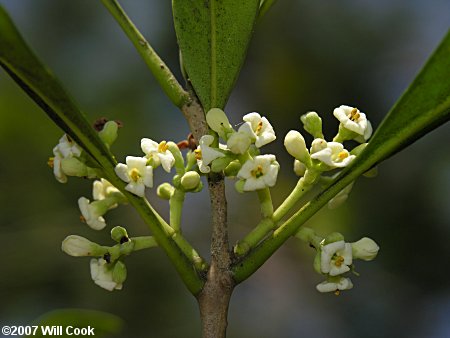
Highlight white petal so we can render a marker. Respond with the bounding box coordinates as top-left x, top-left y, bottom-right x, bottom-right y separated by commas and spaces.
125, 181, 145, 197
158, 153, 175, 172
141, 138, 159, 155
126, 156, 147, 172
143, 166, 154, 188
115, 163, 130, 182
